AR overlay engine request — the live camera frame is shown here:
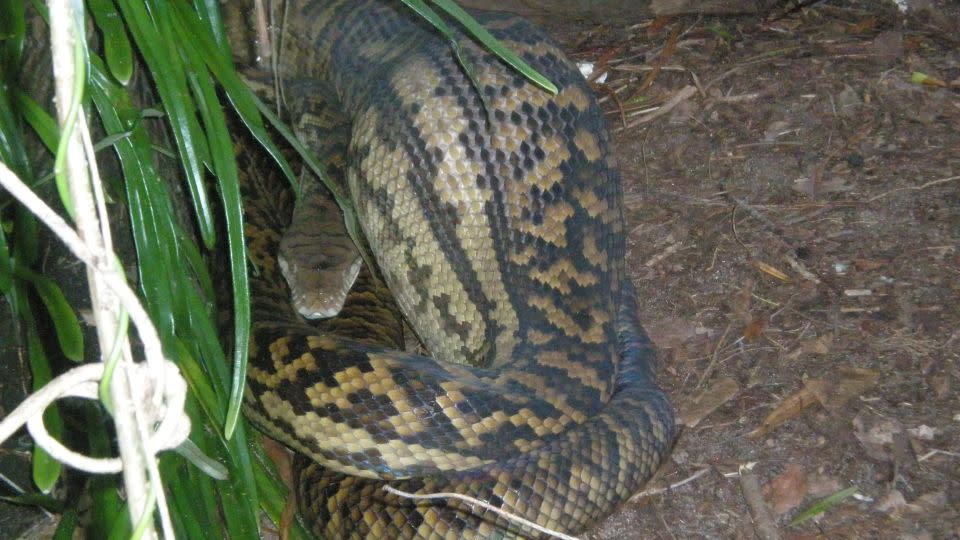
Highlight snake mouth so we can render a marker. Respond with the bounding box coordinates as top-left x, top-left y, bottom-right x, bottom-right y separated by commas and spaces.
278, 254, 363, 319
